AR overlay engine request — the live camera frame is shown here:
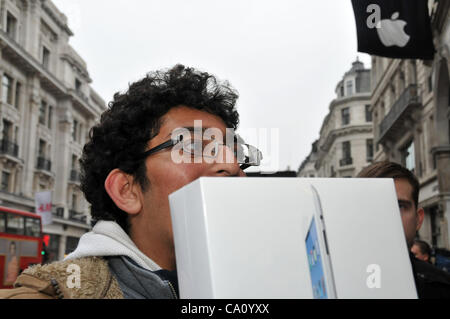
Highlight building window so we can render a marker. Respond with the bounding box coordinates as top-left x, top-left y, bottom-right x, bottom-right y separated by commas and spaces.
2, 119, 12, 141
14, 82, 21, 109
1, 120, 17, 158
75, 78, 82, 92
71, 120, 83, 143
47, 105, 53, 129
39, 101, 47, 125
340, 85, 344, 97
343, 141, 351, 159
366, 139, 374, 162
38, 101, 52, 128
71, 154, 77, 170
340, 141, 352, 166
36, 139, 51, 172
404, 141, 415, 173
429, 206, 440, 247
6, 12, 17, 40
341, 107, 350, 126
38, 139, 46, 158
365, 105, 372, 122
346, 81, 353, 96
72, 119, 78, 141
1, 171, 10, 192
2, 74, 13, 105
42, 46, 50, 69
65, 236, 80, 255
72, 193, 78, 211
79, 123, 83, 142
